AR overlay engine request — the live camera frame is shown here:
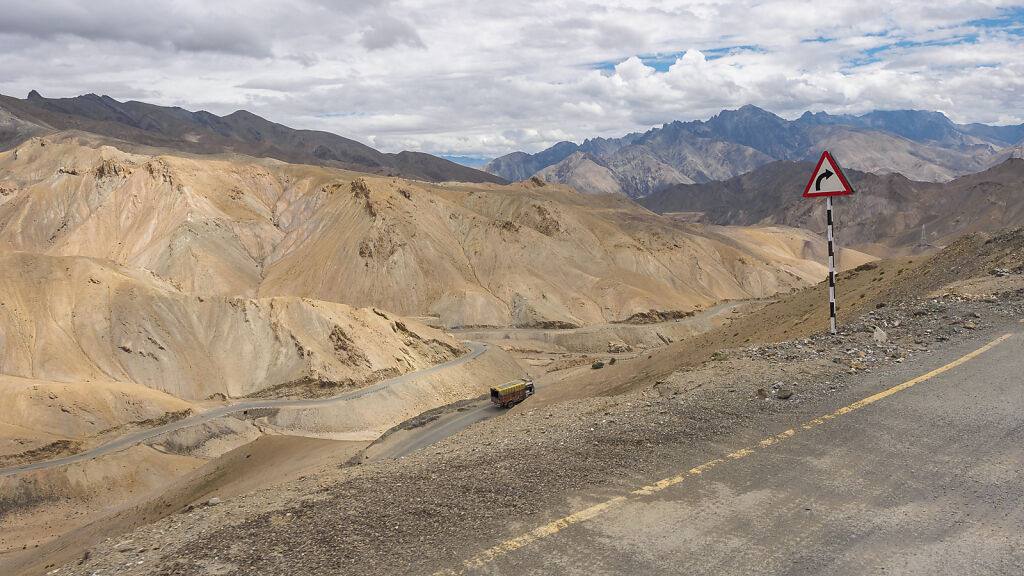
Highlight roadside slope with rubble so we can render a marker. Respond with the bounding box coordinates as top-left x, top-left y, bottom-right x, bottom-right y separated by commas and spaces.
532, 227, 1024, 406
